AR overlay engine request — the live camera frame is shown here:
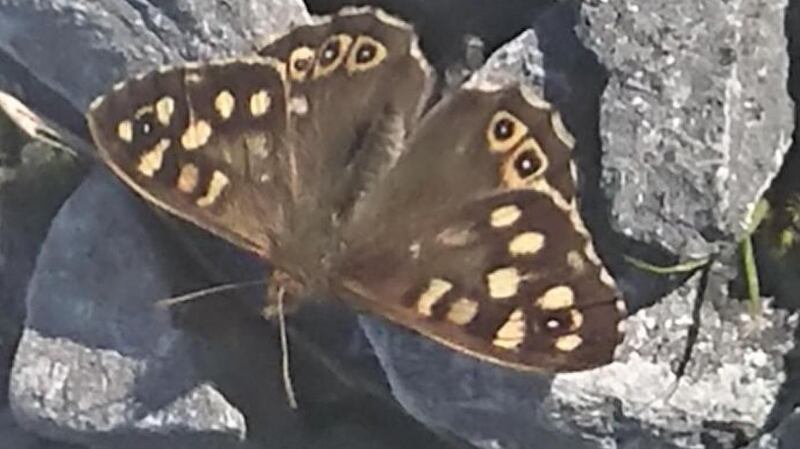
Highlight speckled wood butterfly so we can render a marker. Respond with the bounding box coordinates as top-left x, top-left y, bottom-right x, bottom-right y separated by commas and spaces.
84, 7, 626, 372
